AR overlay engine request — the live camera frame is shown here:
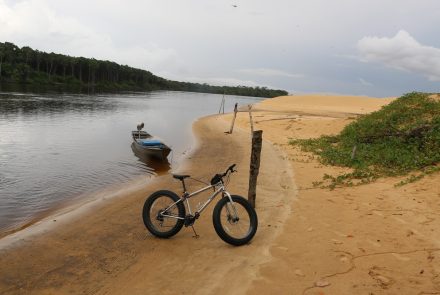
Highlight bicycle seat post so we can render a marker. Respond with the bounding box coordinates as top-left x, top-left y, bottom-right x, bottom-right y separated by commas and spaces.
172, 174, 191, 195
181, 179, 187, 194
